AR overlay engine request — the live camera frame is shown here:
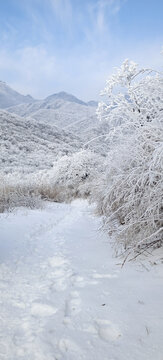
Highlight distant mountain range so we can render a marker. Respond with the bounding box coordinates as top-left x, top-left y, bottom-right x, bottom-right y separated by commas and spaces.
0, 81, 98, 109
1, 82, 99, 139
0, 82, 108, 174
